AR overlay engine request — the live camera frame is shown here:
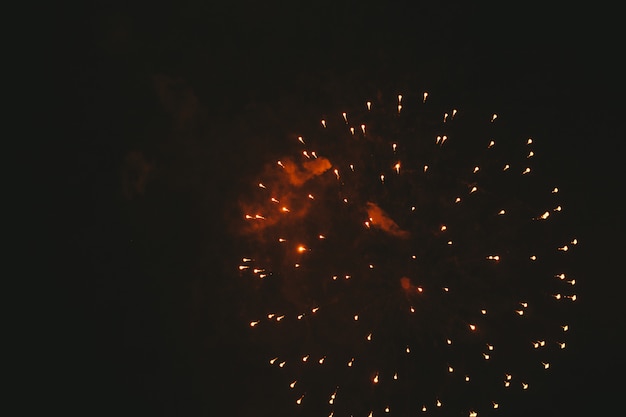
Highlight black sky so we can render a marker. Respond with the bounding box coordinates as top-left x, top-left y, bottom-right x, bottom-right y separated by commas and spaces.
64, 1, 624, 416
